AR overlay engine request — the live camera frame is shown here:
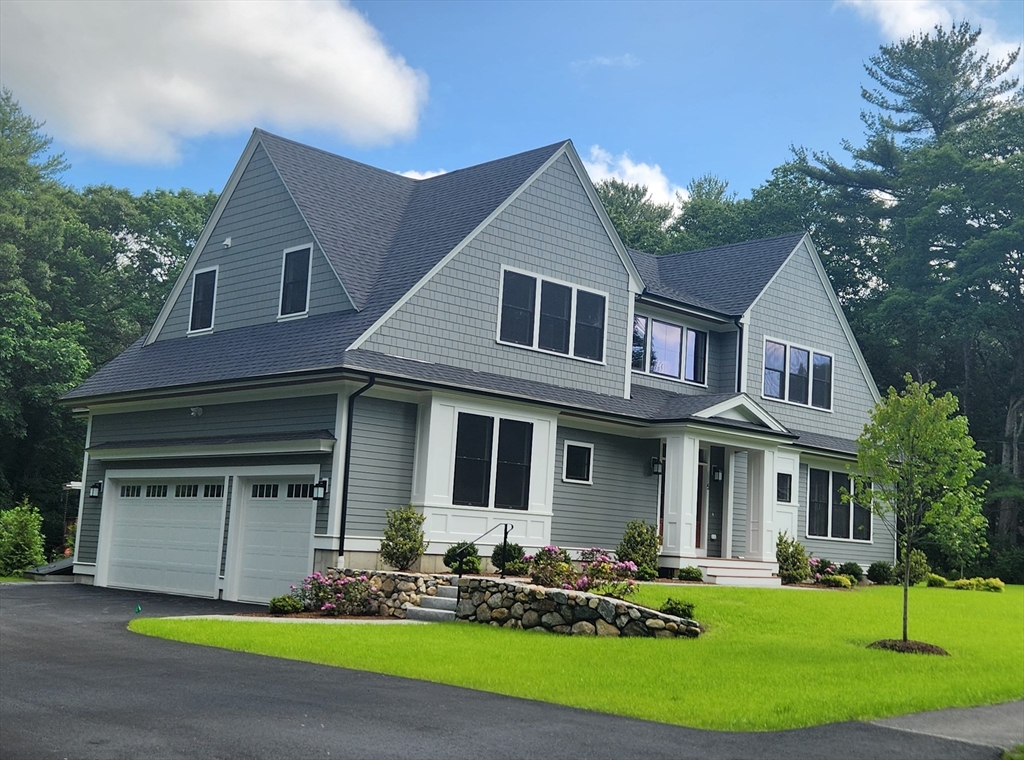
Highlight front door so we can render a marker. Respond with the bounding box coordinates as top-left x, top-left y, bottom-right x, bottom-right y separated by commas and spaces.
707, 446, 725, 558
